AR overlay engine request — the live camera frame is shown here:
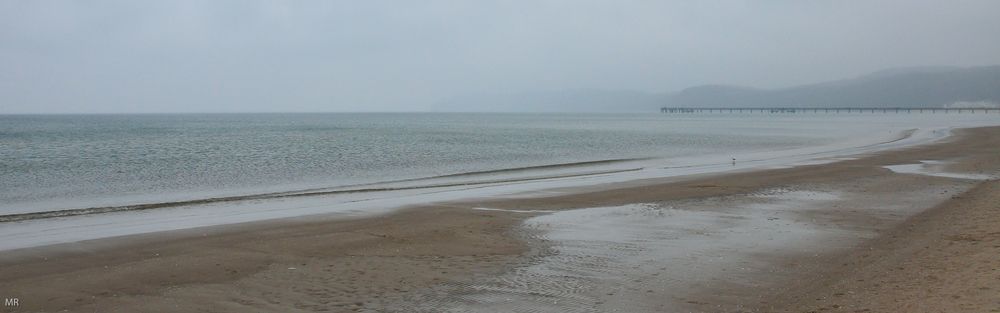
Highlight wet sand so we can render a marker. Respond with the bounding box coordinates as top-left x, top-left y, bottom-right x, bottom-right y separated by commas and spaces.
771, 179, 1000, 313
1, 127, 999, 312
